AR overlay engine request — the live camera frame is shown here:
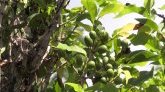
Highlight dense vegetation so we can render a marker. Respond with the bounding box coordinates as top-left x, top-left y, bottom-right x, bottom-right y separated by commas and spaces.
0, 0, 165, 92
